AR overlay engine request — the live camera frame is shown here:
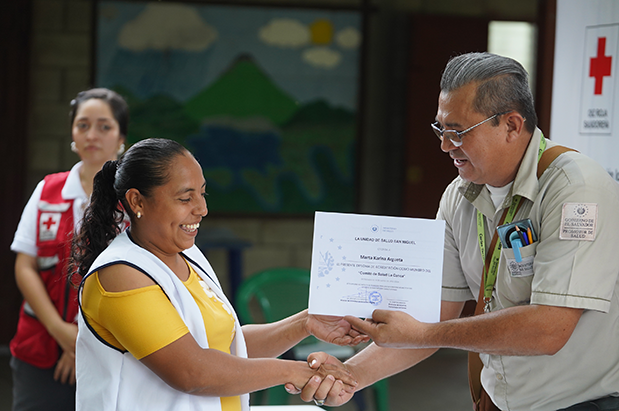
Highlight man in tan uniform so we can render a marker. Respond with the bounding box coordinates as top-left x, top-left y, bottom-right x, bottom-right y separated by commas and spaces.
299, 52, 619, 411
